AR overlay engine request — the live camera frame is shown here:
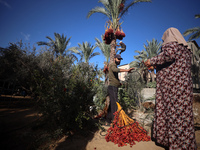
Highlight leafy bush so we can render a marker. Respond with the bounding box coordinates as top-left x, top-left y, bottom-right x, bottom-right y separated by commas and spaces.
0, 42, 38, 95
118, 86, 135, 112
0, 42, 100, 133
146, 81, 156, 88
123, 70, 145, 109
93, 82, 108, 111
34, 59, 99, 132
